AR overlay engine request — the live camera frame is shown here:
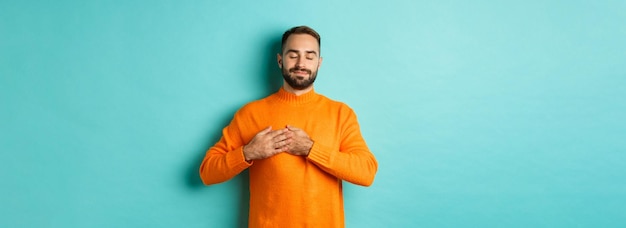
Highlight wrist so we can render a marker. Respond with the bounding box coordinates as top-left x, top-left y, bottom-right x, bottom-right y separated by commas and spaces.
305, 140, 314, 156
242, 145, 252, 163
